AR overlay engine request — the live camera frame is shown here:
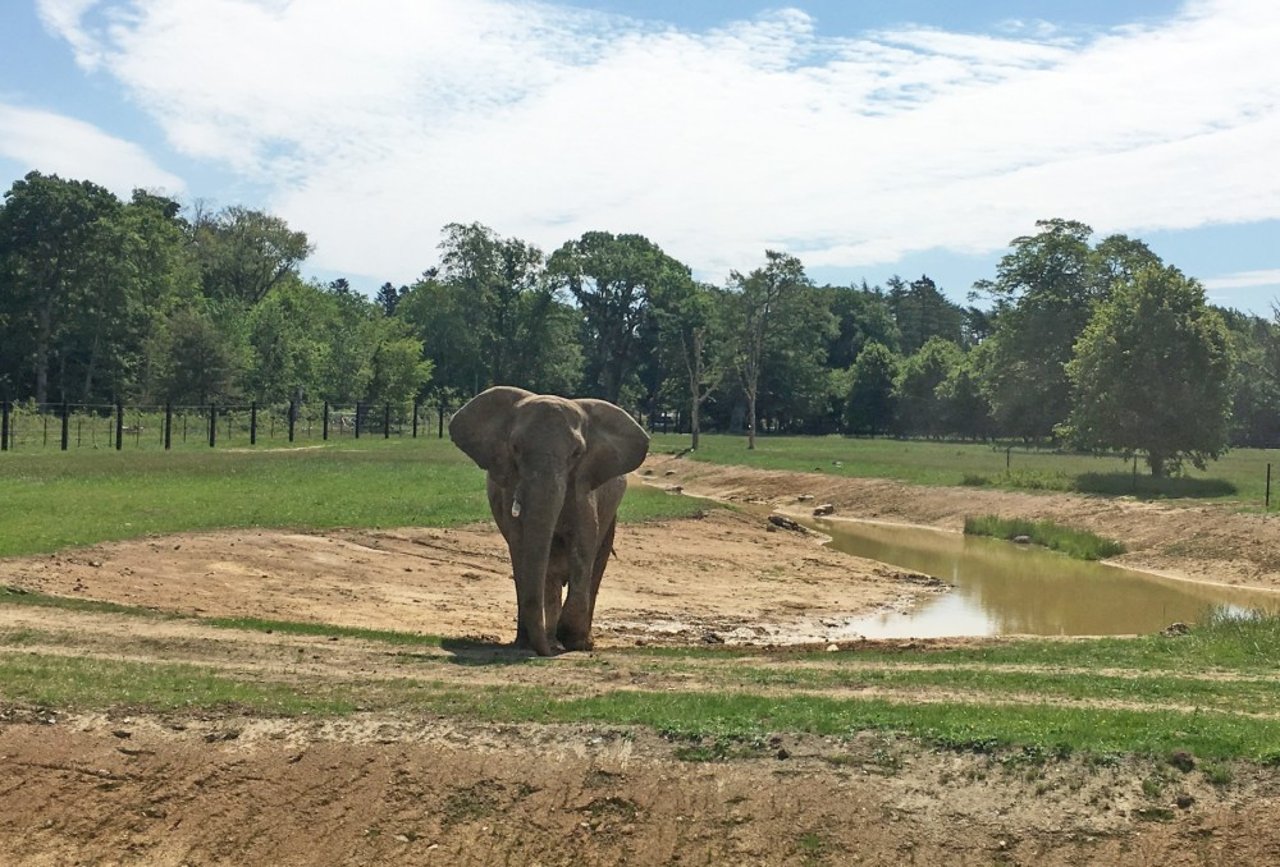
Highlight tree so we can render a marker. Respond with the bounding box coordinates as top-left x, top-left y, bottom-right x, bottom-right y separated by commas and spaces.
975, 219, 1164, 439
548, 231, 689, 403
724, 251, 814, 449
936, 351, 993, 440
190, 205, 312, 305
147, 306, 240, 404
845, 341, 898, 436
819, 281, 900, 370
1066, 266, 1234, 477
1219, 308, 1280, 447
650, 279, 724, 449
0, 171, 121, 403
399, 231, 582, 397
375, 282, 407, 316
894, 337, 963, 438
886, 275, 963, 354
